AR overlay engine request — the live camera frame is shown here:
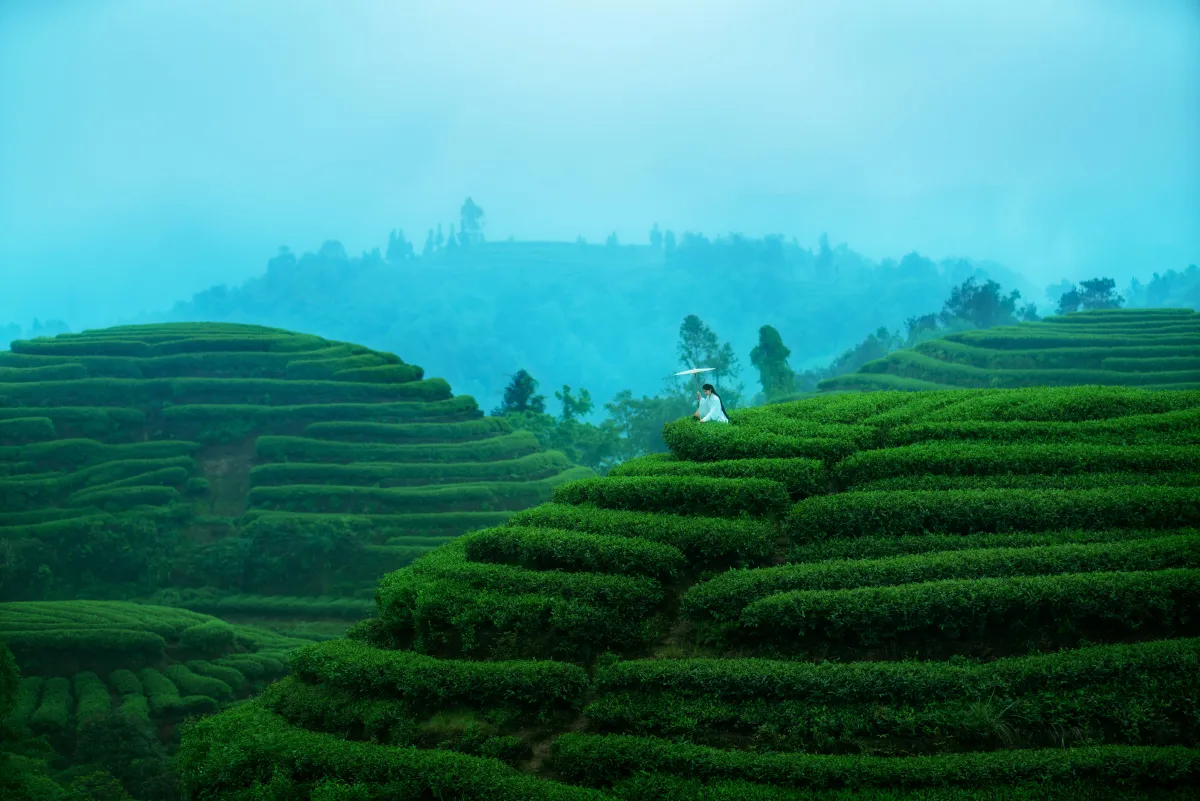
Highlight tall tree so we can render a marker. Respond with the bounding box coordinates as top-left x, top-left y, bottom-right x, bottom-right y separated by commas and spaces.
664, 230, 677, 258
676, 315, 742, 404
459, 197, 484, 246
491, 370, 546, 415
649, 223, 663, 249
1078, 277, 1124, 310
749, 325, 796, 400
386, 229, 413, 263
939, 277, 1020, 329
1057, 287, 1082, 314
554, 385, 594, 422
